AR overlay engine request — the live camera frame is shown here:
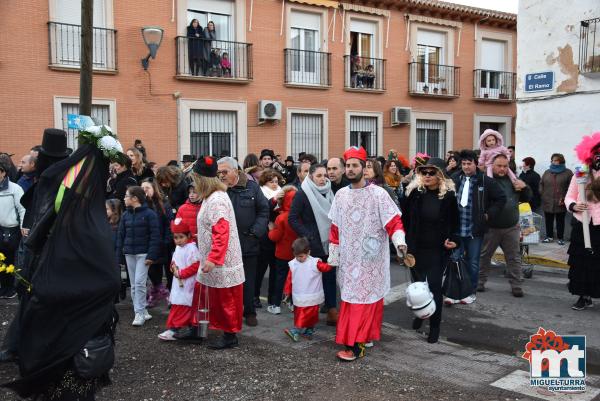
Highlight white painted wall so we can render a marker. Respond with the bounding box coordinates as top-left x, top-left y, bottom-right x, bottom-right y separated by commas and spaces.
516, 0, 600, 170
